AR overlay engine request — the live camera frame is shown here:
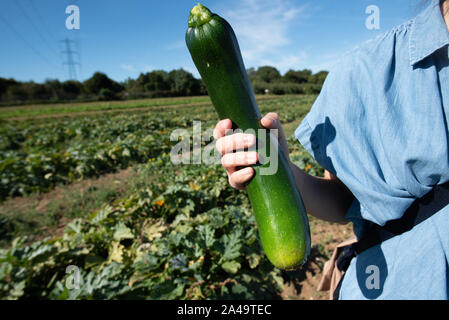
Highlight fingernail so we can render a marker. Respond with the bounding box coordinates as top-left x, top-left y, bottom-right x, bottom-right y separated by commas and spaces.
242, 167, 252, 175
